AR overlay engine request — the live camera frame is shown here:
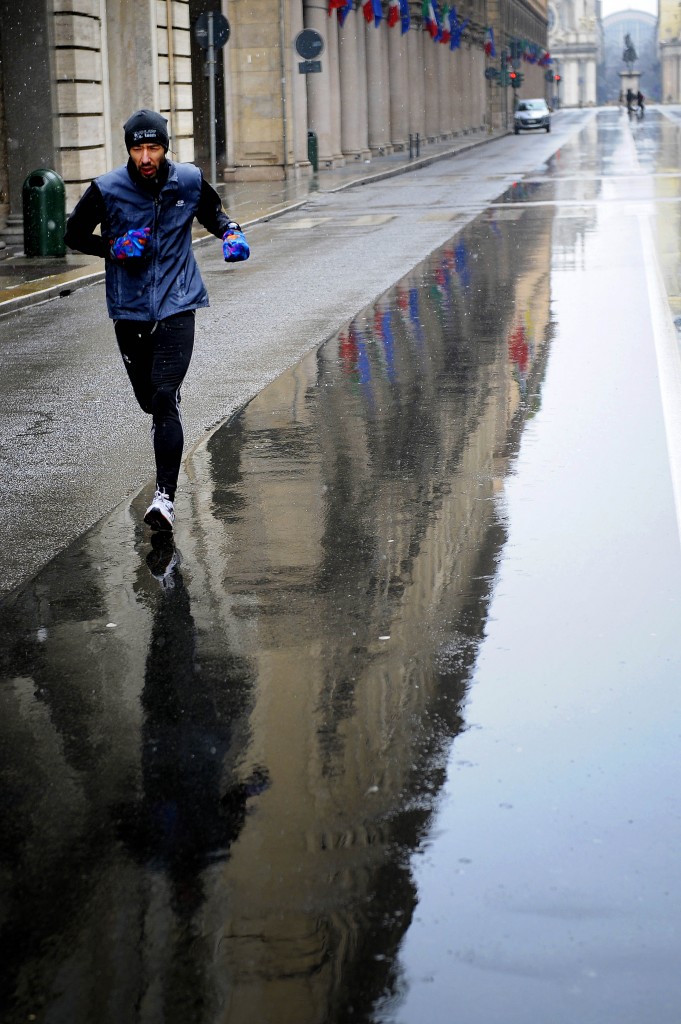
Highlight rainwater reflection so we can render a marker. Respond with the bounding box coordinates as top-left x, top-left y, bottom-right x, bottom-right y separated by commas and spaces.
0, 200, 554, 1023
